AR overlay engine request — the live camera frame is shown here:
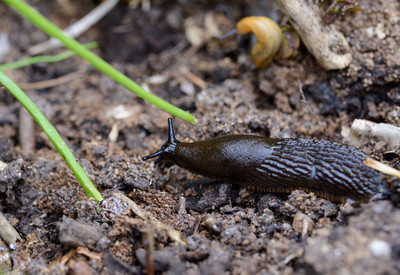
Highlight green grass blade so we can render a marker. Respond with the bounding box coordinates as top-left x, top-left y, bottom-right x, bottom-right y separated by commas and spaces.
0, 71, 103, 203
3, 0, 195, 123
0, 42, 98, 71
